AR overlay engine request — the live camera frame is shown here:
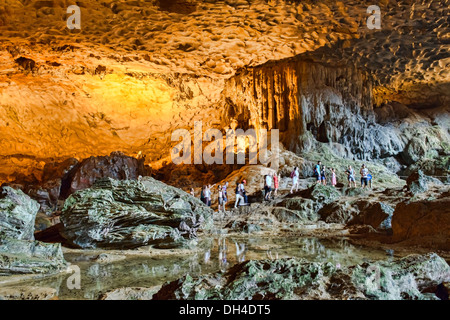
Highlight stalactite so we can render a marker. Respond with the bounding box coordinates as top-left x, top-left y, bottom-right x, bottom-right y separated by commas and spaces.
222, 57, 394, 160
